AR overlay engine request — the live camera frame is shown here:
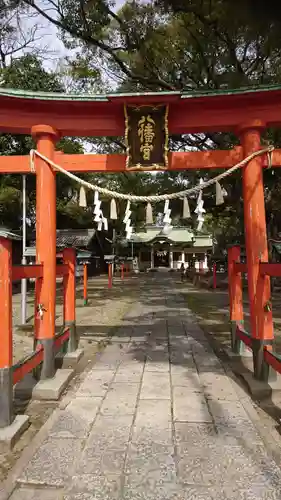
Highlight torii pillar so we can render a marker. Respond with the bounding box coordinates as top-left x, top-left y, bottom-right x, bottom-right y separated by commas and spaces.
32, 125, 59, 379
239, 121, 274, 379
